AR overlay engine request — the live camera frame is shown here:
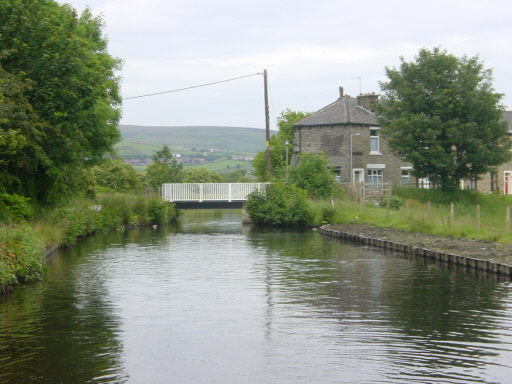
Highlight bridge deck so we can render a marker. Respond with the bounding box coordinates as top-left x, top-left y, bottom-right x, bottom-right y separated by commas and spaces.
161, 183, 268, 203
